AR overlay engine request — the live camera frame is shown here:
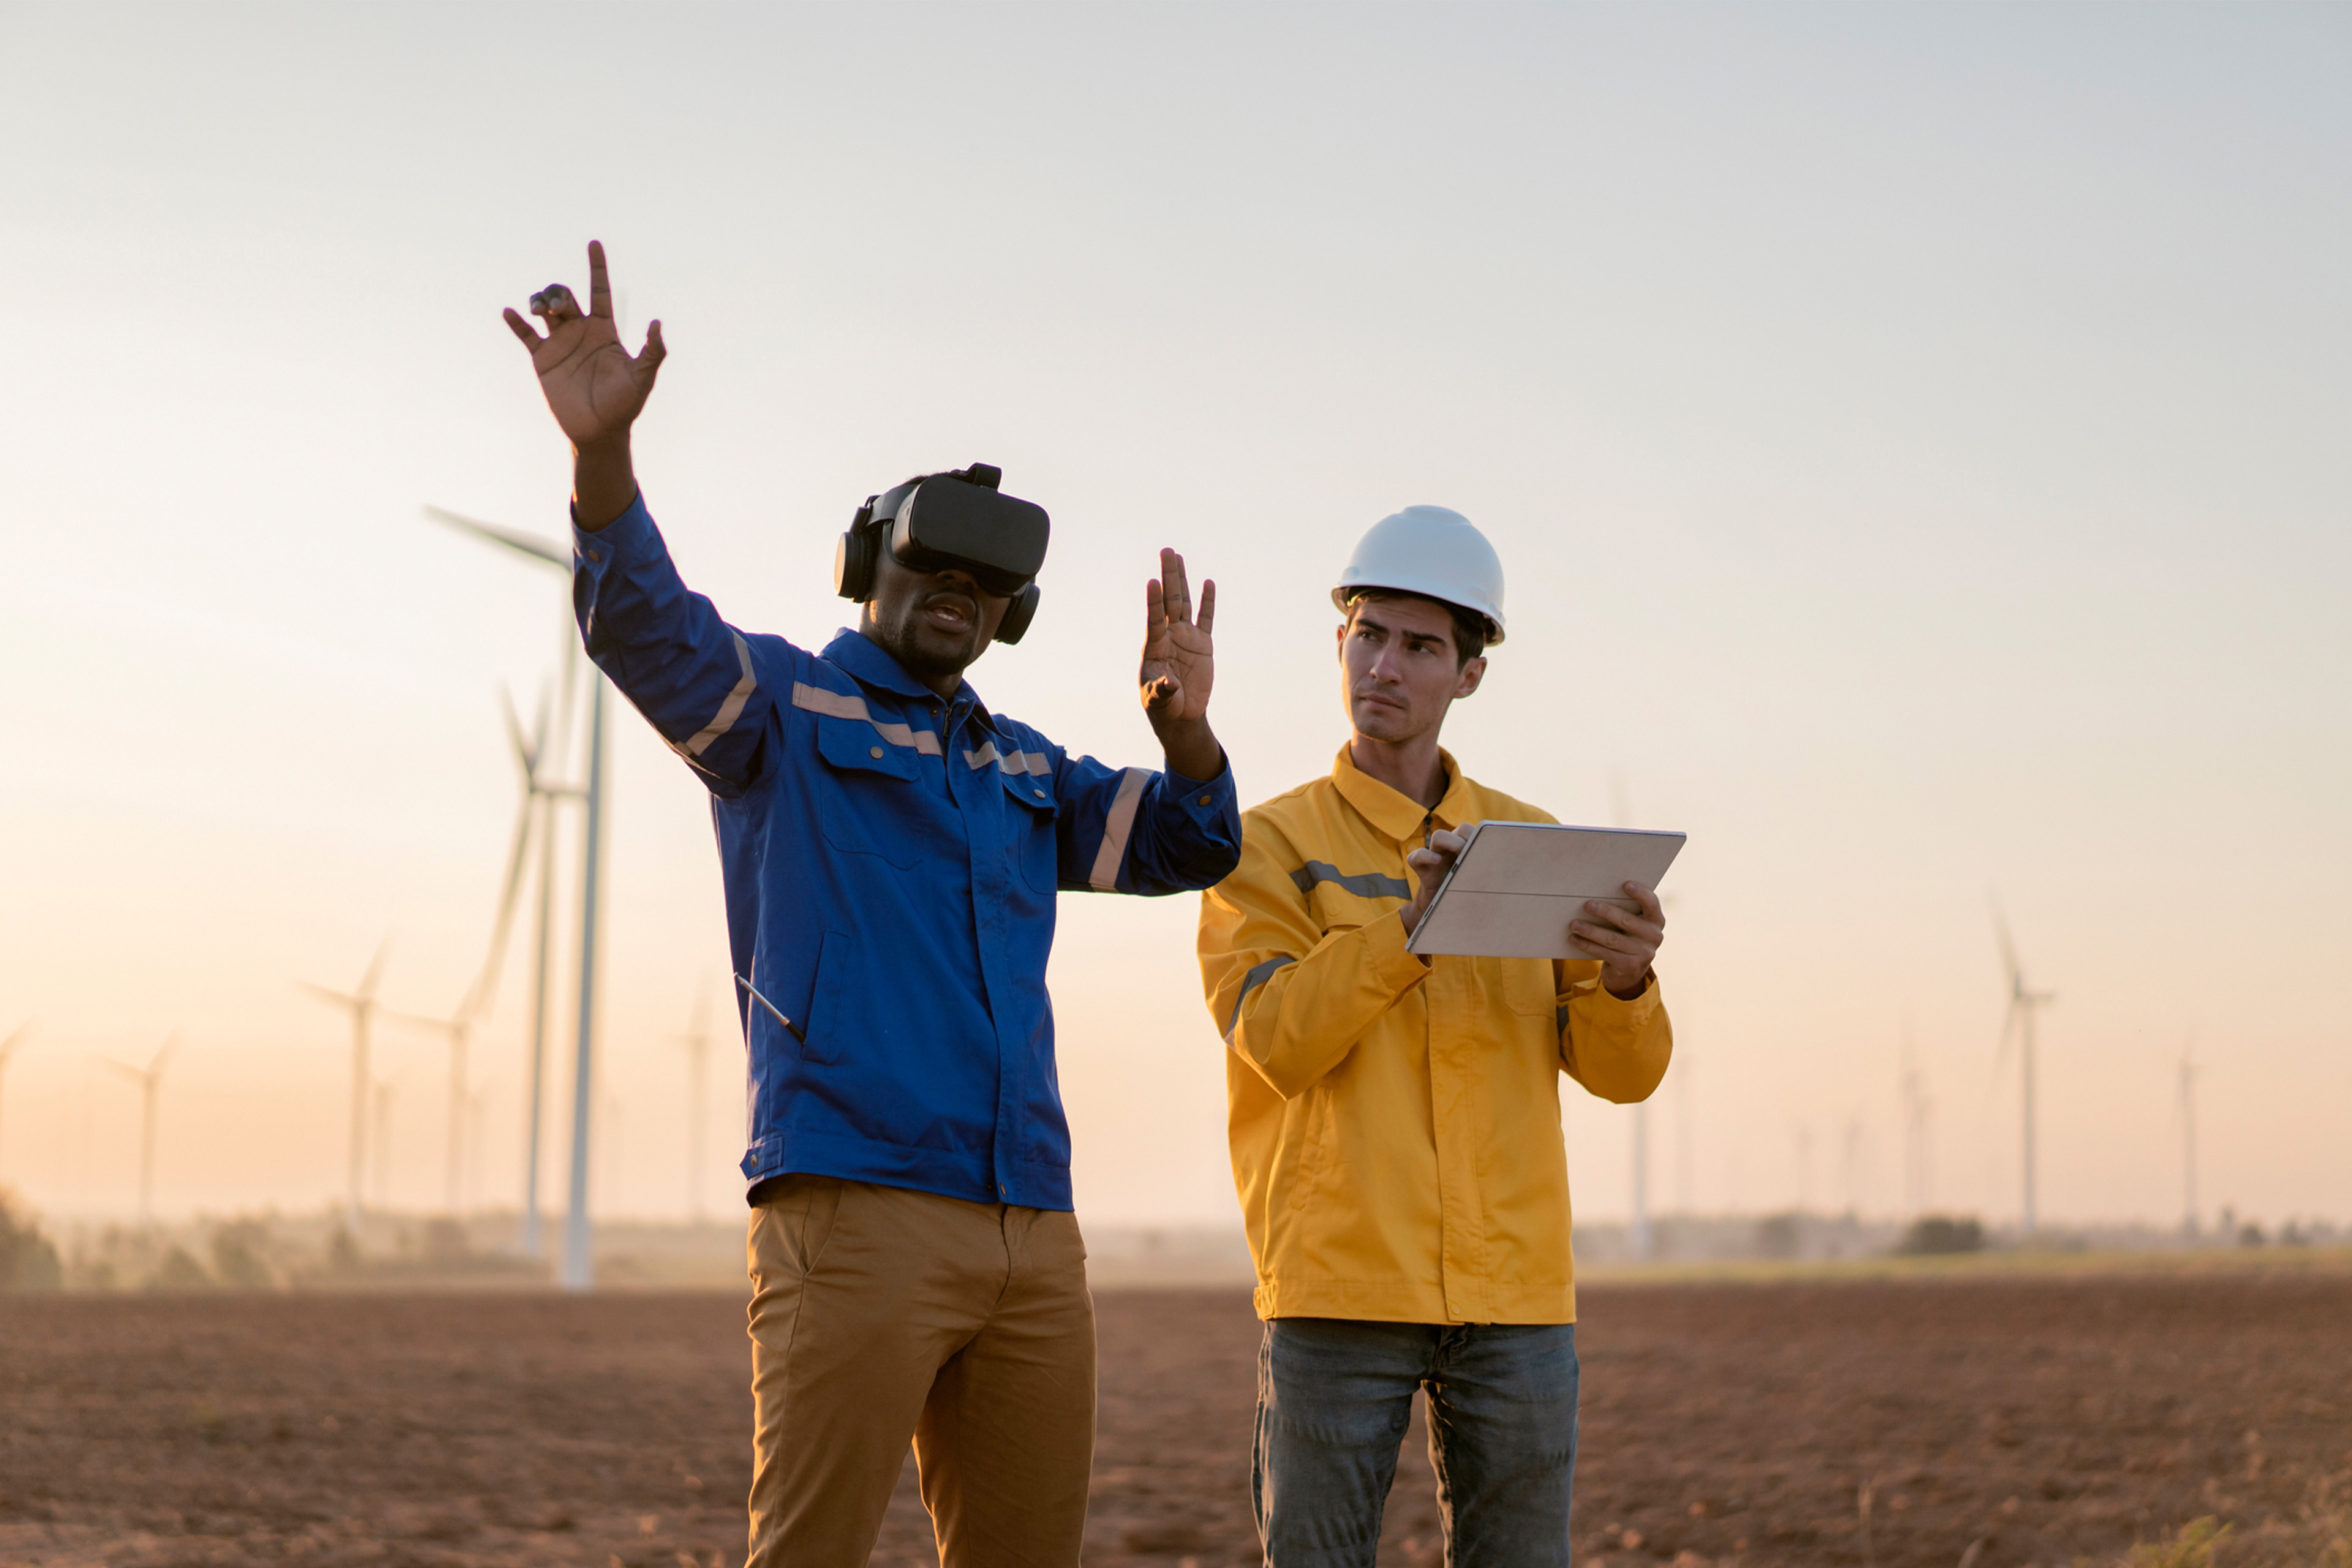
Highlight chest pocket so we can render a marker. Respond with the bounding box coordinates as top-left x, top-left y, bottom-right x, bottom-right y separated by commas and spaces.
997, 762, 1060, 894
814, 714, 923, 865
1498, 955, 1559, 1017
